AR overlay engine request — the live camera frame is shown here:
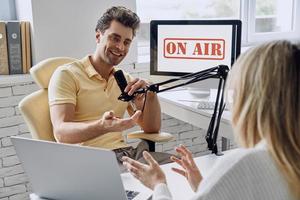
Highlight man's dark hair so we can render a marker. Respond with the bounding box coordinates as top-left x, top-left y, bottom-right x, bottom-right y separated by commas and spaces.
95, 6, 140, 37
